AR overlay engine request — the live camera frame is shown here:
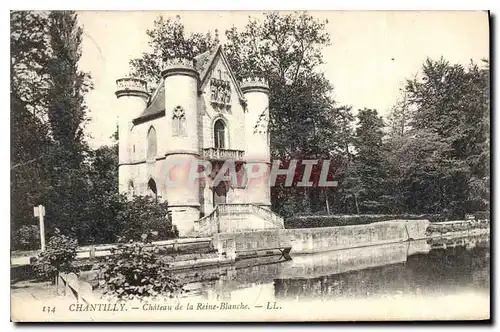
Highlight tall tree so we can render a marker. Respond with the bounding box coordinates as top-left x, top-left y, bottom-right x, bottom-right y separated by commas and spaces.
129, 15, 216, 91
42, 11, 94, 235
404, 57, 490, 216
350, 108, 388, 213
387, 92, 411, 139
225, 12, 353, 215
225, 12, 333, 160
10, 11, 52, 241
79, 141, 120, 245
46, 11, 92, 165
